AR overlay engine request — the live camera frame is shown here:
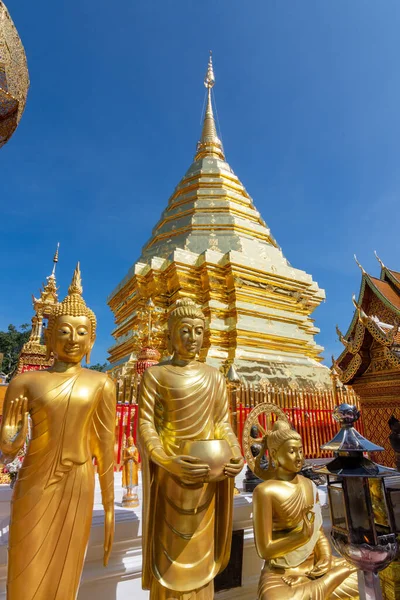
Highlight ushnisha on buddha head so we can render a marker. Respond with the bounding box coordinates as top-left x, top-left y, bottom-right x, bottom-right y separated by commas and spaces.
45, 263, 96, 365
167, 297, 206, 359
